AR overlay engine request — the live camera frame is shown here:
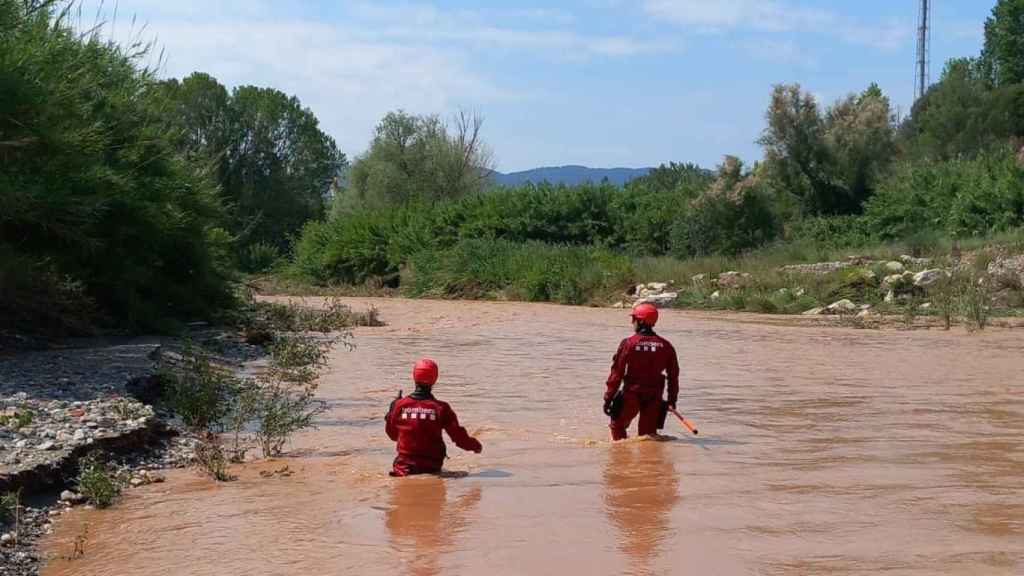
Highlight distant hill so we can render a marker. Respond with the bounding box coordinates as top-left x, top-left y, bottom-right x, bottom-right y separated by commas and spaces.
492, 165, 652, 187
